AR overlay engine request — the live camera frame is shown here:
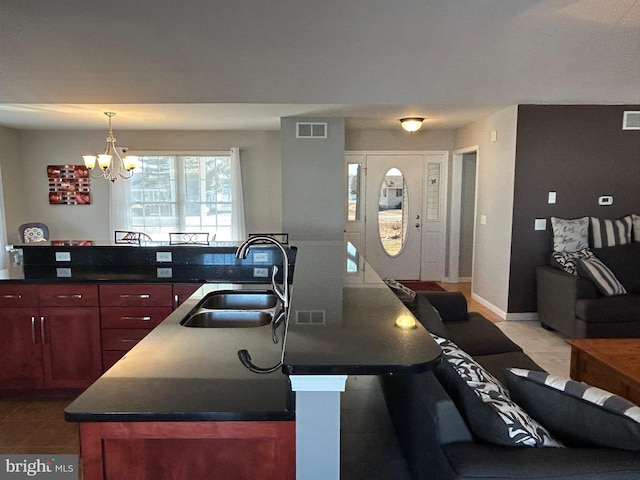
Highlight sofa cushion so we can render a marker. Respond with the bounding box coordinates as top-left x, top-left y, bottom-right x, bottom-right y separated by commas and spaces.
576, 256, 626, 296
551, 216, 589, 252
593, 243, 640, 294
445, 313, 523, 357
504, 369, 640, 451
633, 214, 640, 243
576, 294, 640, 323
590, 216, 633, 248
432, 335, 562, 448
474, 352, 544, 384
417, 291, 469, 322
